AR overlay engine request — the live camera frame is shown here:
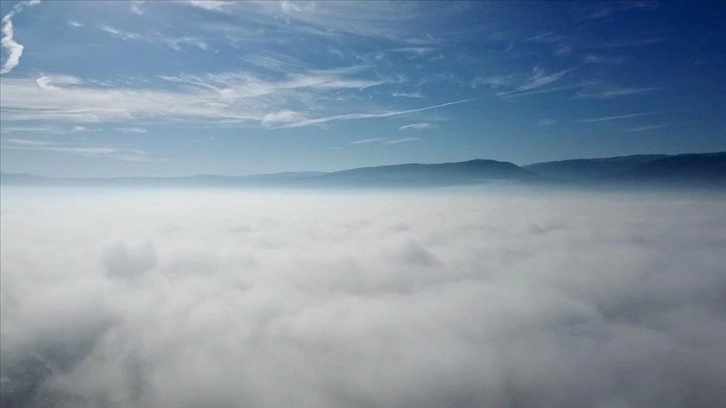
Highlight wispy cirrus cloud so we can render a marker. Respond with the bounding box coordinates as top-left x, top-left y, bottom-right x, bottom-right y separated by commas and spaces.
385, 137, 420, 144
580, 111, 666, 123
274, 99, 474, 129
473, 66, 580, 98
114, 127, 148, 134
130, 1, 146, 15
624, 124, 668, 132
587, 1, 661, 20
574, 85, 662, 99
538, 119, 557, 126
392, 91, 423, 99
350, 137, 386, 145
99, 25, 141, 41
184, 1, 230, 12
498, 66, 579, 95
1, 137, 154, 161
1, 137, 54, 146
98, 25, 208, 51
582, 54, 626, 65
1, 0, 42, 75
349, 137, 421, 145
0, 68, 390, 125
399, 123, 435, 131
